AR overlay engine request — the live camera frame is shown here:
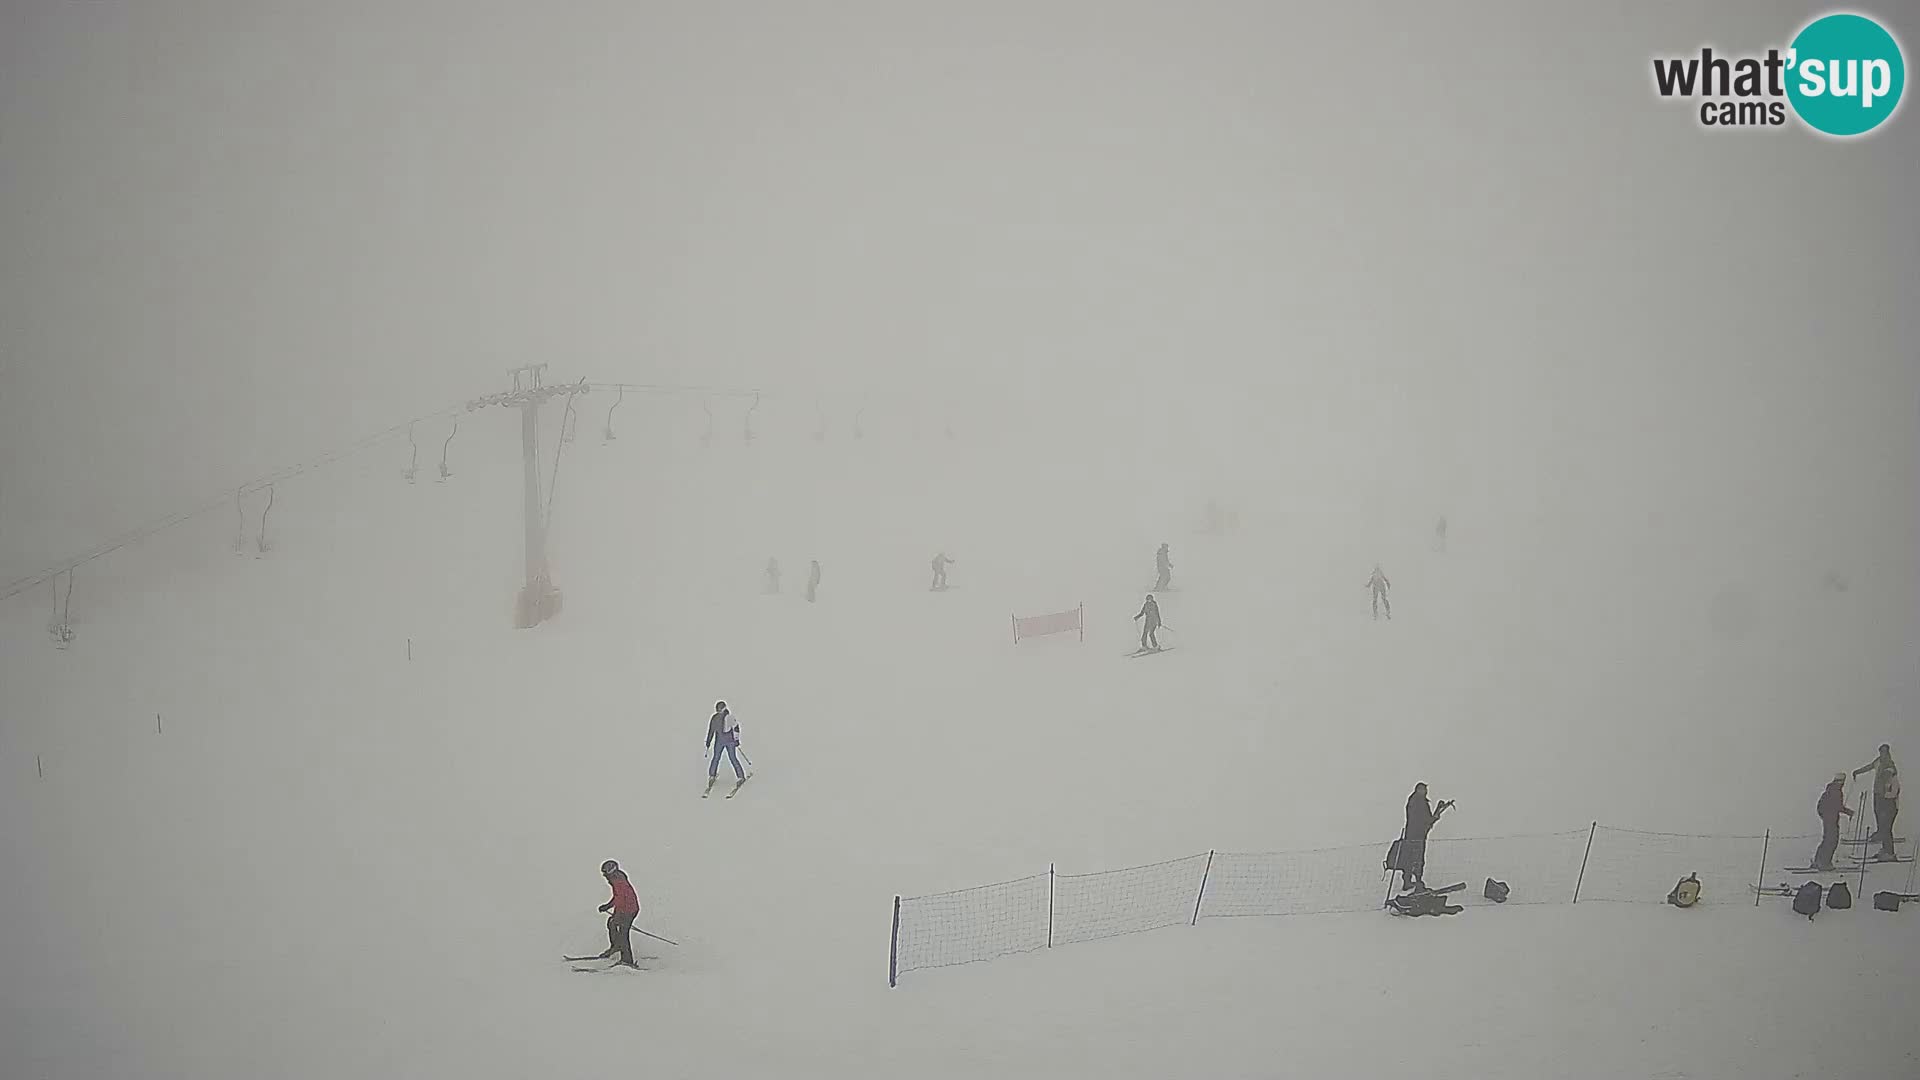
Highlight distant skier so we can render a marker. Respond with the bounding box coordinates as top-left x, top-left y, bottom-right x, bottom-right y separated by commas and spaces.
1153, 544, 1173, 591
594, 860, 641, 968
1853, 744, 1900, 861
1434, 516, 1448, 553
806, 560, 821, 603
1810, 773, 1855, 872
930, 552, 955, 591
764, 558, 781, 594
1396, 782, 1454, 891
1367, 564, 1392, 620
1133, 594, 1163, 652
705, 700, 747, 791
